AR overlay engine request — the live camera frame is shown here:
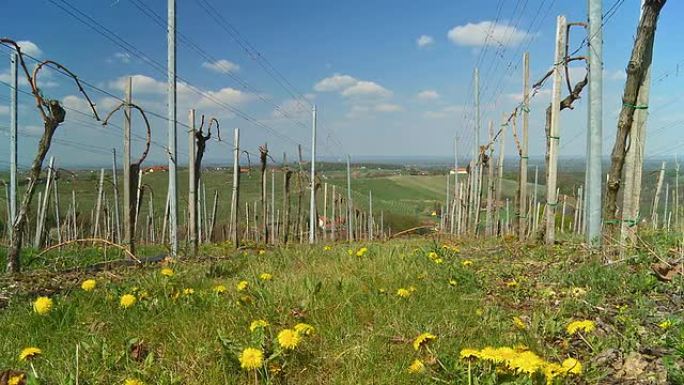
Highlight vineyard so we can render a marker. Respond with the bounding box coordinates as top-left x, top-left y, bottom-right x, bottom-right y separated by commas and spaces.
1, 0, 684, 384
